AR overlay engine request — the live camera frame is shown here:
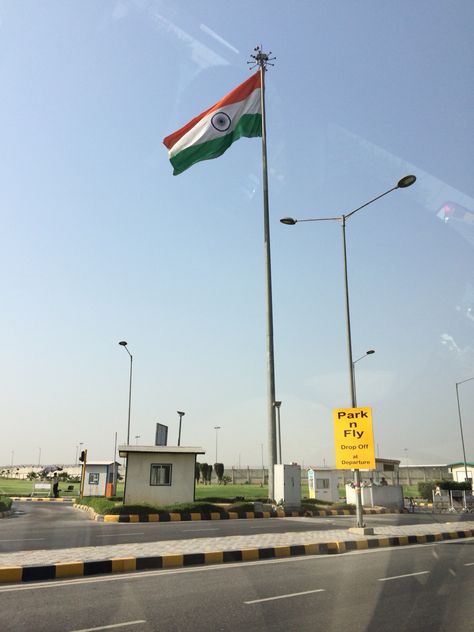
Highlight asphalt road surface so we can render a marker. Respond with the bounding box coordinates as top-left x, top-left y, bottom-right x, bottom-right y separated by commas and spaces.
0, 538, 472, 631
1, 503, 473, 553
